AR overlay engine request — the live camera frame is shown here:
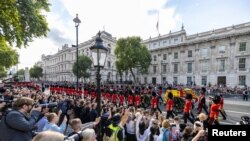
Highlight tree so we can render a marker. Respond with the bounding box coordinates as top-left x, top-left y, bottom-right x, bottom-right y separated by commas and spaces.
14, 68, 25, 76
29, 66, 43, 80
114, 36, 151, 83
0, 38, 19, 69
72, 55, 92, 82
0, 67, 7, 79
0, 0, 50, 48
0, 0, 49, 70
